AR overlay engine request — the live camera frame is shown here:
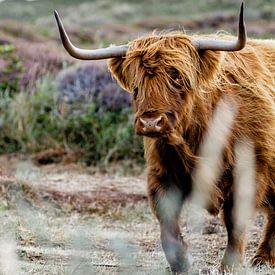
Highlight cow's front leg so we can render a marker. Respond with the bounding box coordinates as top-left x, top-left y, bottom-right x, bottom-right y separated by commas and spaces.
148, 178, 190, 273
221, 193, 247, 272
160, 217, 190, 274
